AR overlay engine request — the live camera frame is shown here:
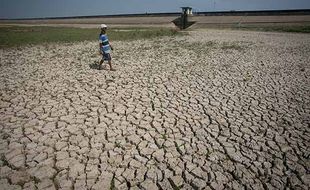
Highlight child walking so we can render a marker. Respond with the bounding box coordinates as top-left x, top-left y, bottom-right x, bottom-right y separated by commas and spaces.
99, 24, 114, 71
